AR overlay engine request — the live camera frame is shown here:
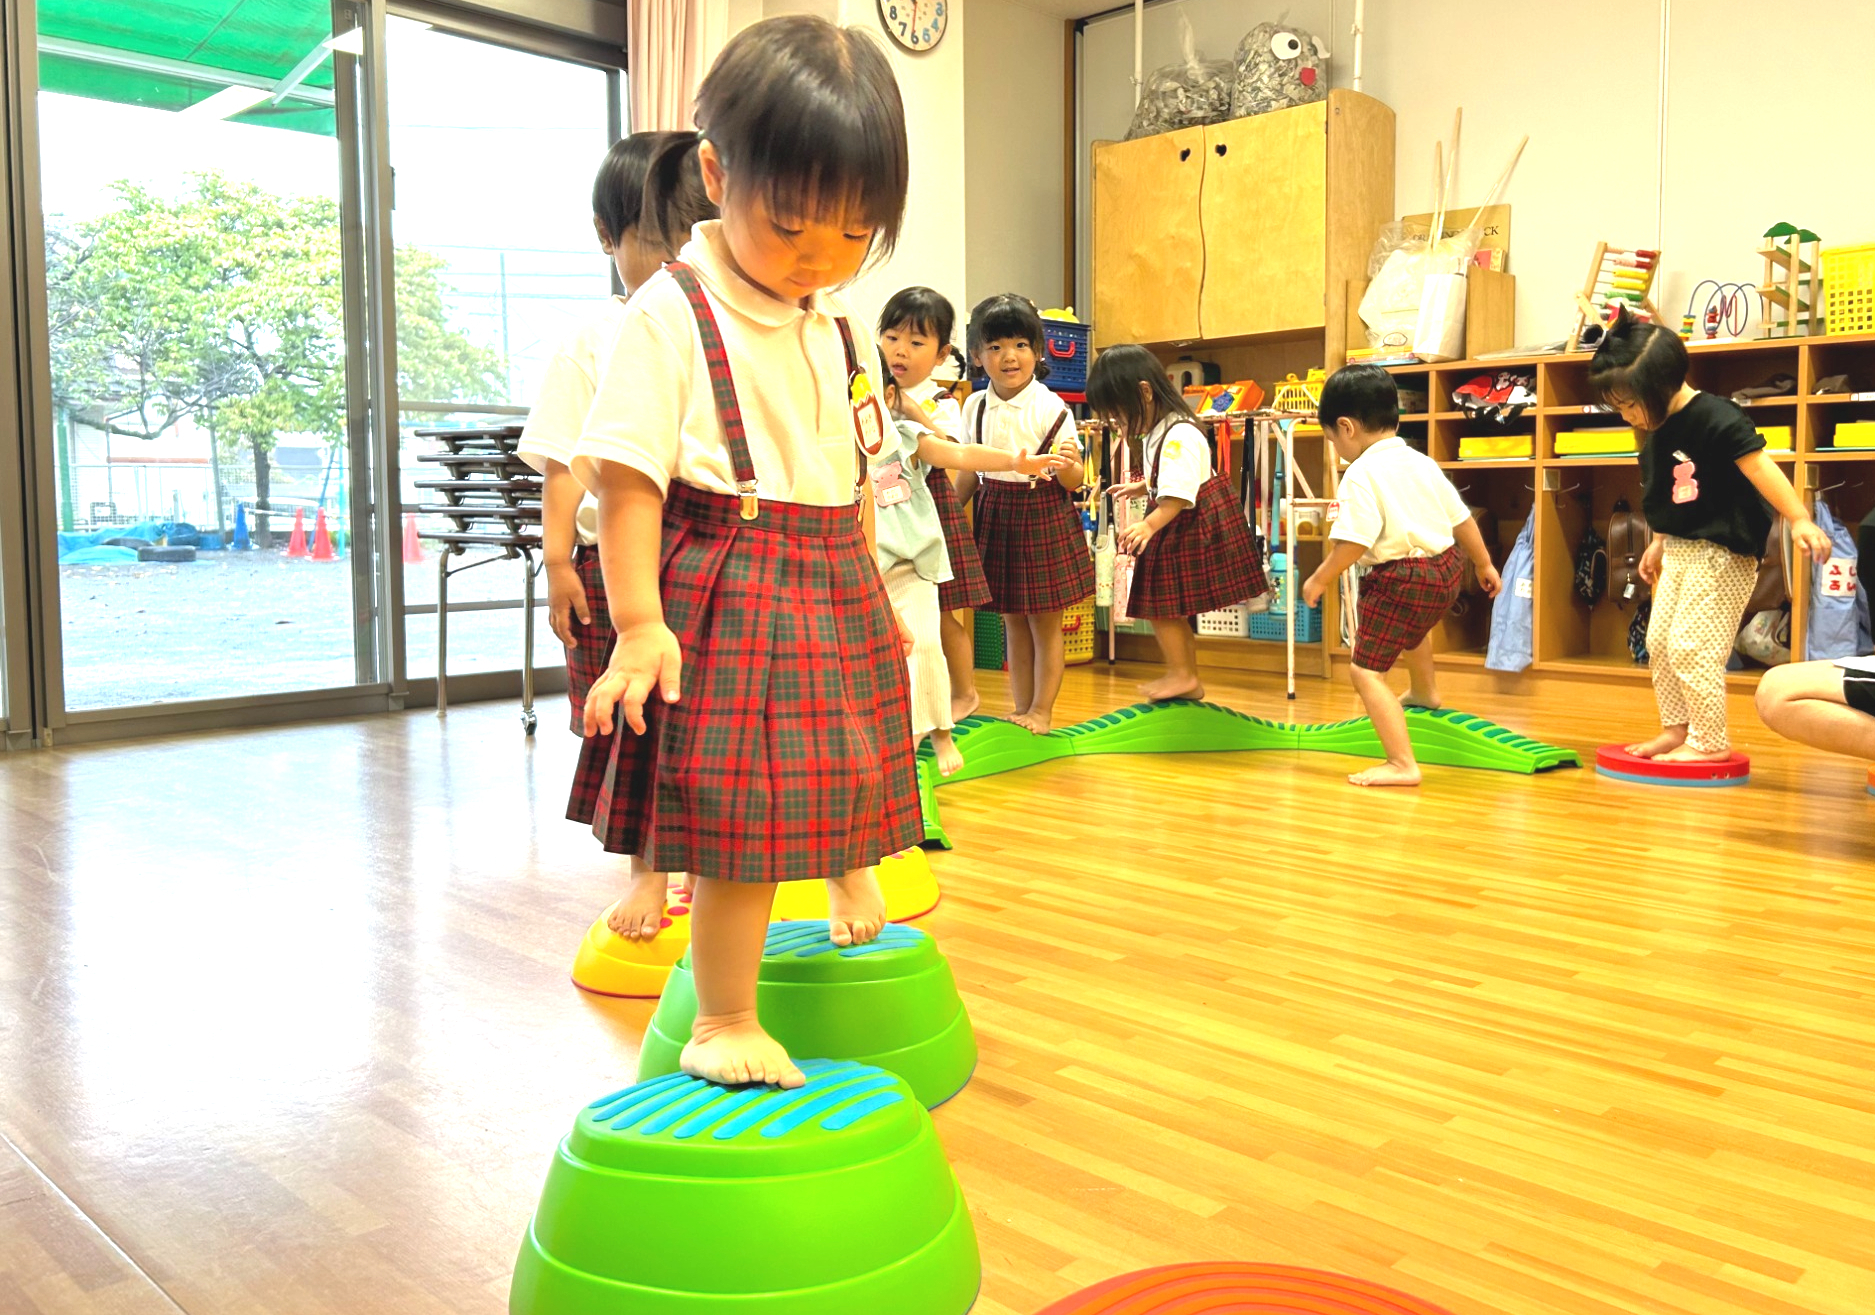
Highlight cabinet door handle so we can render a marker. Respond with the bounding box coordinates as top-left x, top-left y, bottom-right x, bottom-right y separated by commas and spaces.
1178, 147, 1190, 162
1214, 143, 1228, 157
